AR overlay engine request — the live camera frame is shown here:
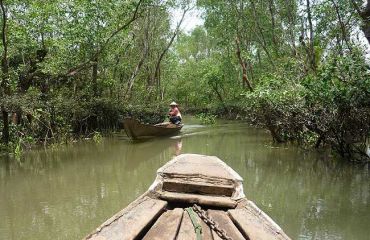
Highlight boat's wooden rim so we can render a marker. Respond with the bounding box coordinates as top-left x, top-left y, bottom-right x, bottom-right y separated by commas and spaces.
124, 118, 183, 129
